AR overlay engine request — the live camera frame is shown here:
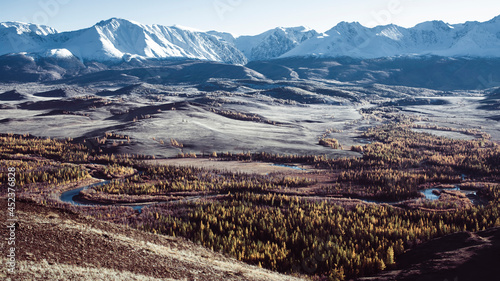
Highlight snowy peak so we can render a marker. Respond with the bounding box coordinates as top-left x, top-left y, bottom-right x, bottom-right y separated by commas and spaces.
67, 18, 247, 63
328, 21, 365, 33
413, 20, 453, 31
235, 26, 319, 61
0, 22, 57, 56
95, 17, 140, 27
